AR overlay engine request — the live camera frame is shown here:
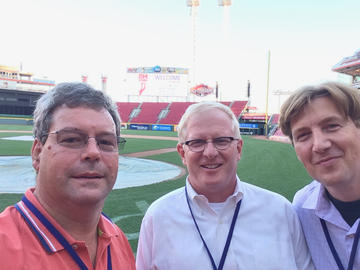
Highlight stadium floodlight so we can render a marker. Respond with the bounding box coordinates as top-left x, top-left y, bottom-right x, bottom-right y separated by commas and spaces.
187, 0, 199, 7
218, 0, 231, 6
